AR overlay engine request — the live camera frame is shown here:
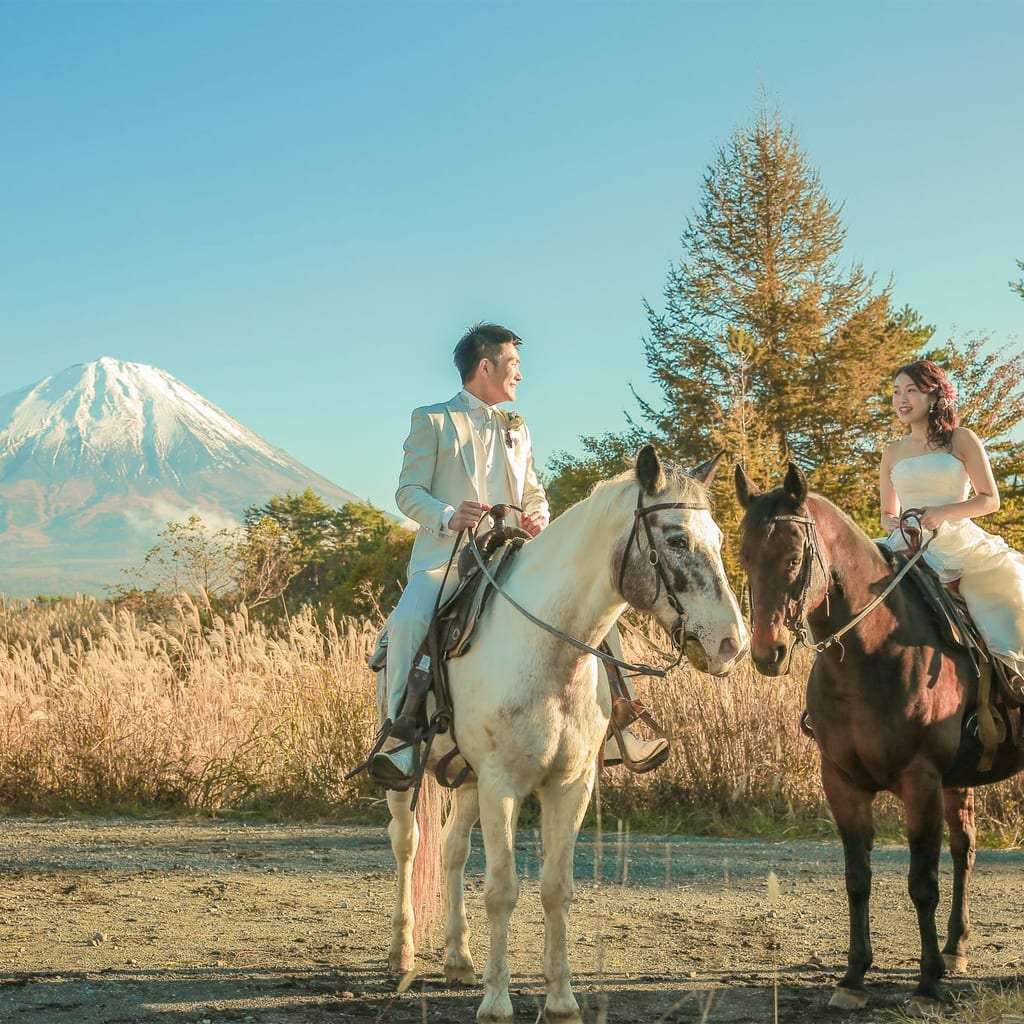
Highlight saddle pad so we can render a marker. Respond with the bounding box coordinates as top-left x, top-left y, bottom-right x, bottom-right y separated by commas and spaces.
368, 627, 388, 671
